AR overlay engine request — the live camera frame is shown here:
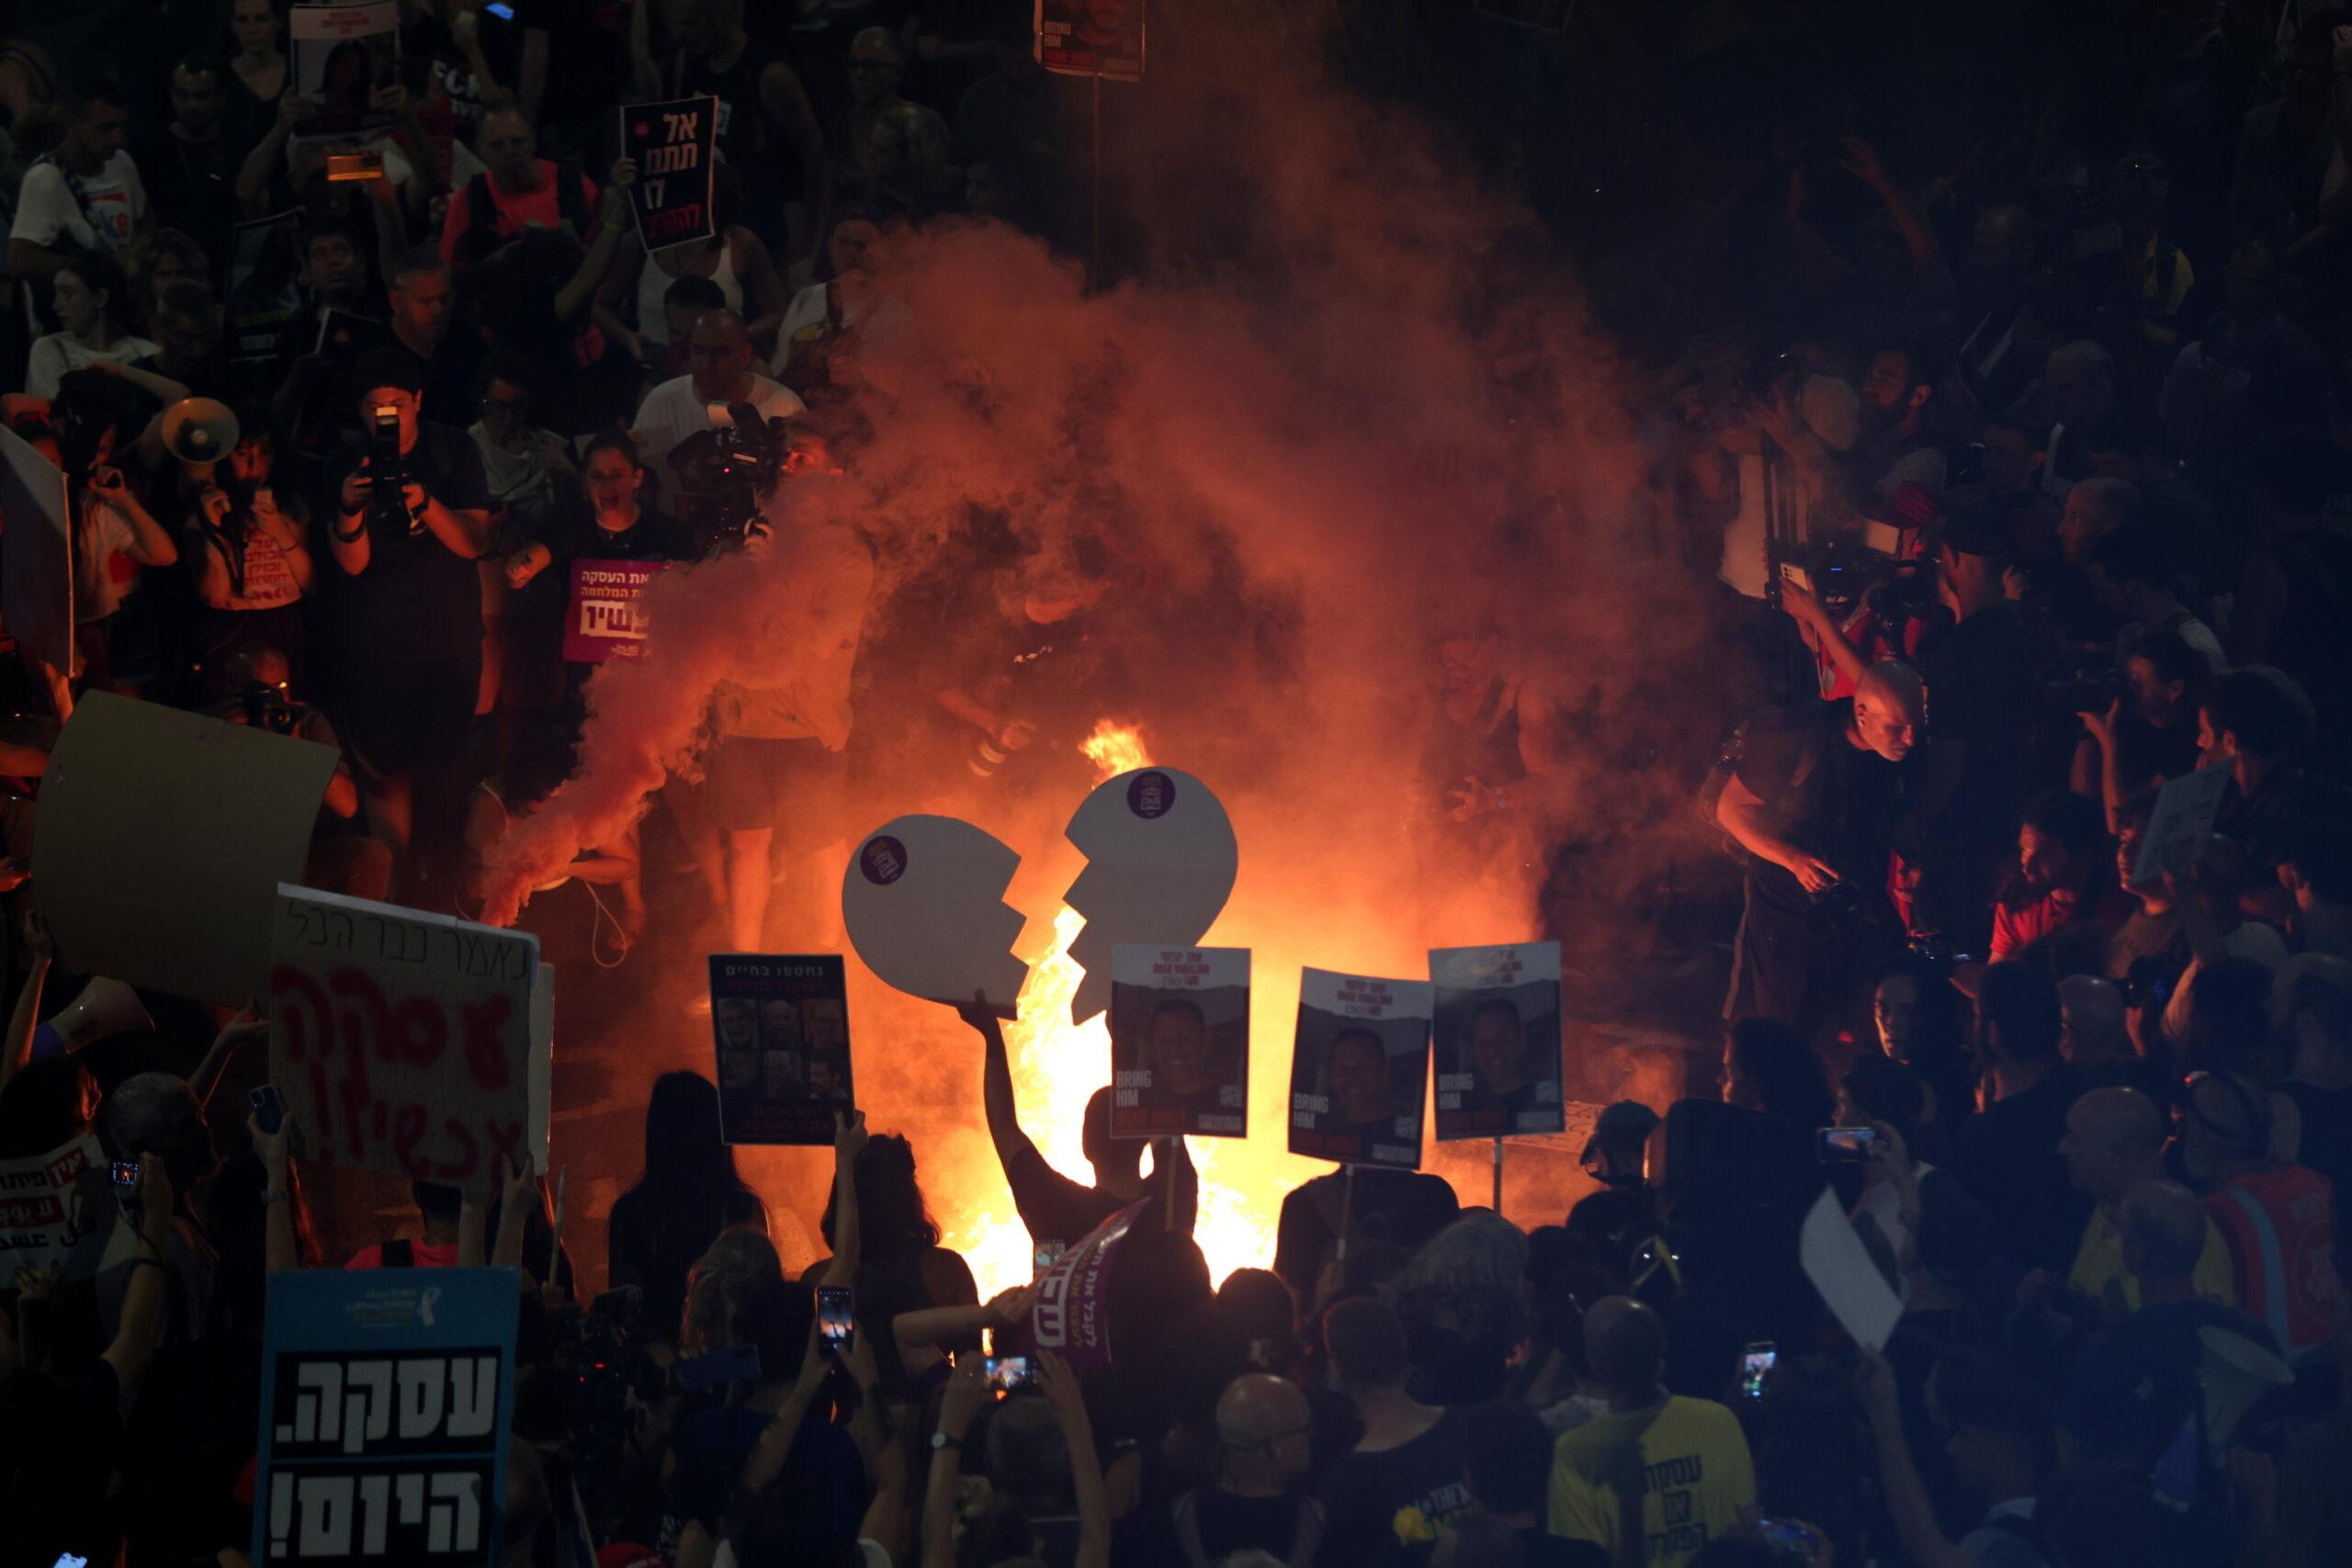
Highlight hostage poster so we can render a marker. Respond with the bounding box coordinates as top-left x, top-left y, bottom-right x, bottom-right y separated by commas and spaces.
1431, 941, 1565, 1140
618, 96, 718, 250
1109, 945, 1248, 1139
709, 953, 853, 1145
227, 212, 307, 363
1035, 0, 1145, 82
1288, 967, 1433, 1169
290, 2, 401, 141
